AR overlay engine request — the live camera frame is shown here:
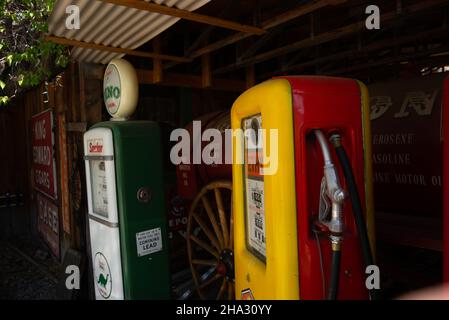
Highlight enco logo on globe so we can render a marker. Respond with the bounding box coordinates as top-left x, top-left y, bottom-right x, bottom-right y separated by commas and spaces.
170, 121, 279, 176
